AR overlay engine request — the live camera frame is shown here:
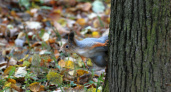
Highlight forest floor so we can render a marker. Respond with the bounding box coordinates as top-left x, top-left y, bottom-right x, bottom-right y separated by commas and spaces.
0, 0, 110, 91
